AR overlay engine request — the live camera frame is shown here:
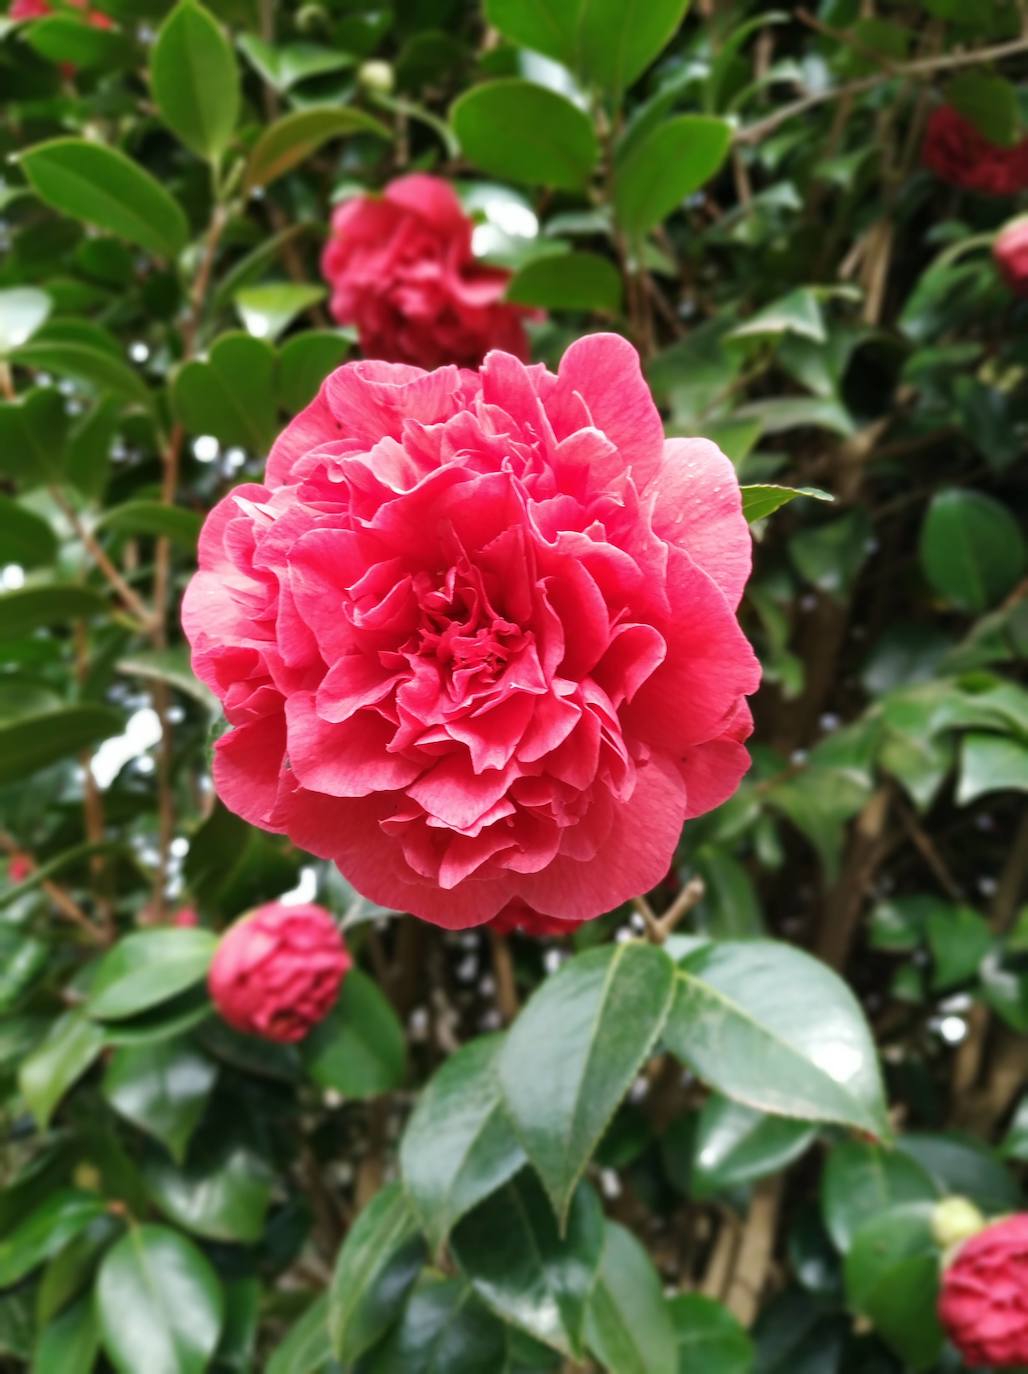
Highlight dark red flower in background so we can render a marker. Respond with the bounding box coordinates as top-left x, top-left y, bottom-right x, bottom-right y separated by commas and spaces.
922, 106, 1028, 197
